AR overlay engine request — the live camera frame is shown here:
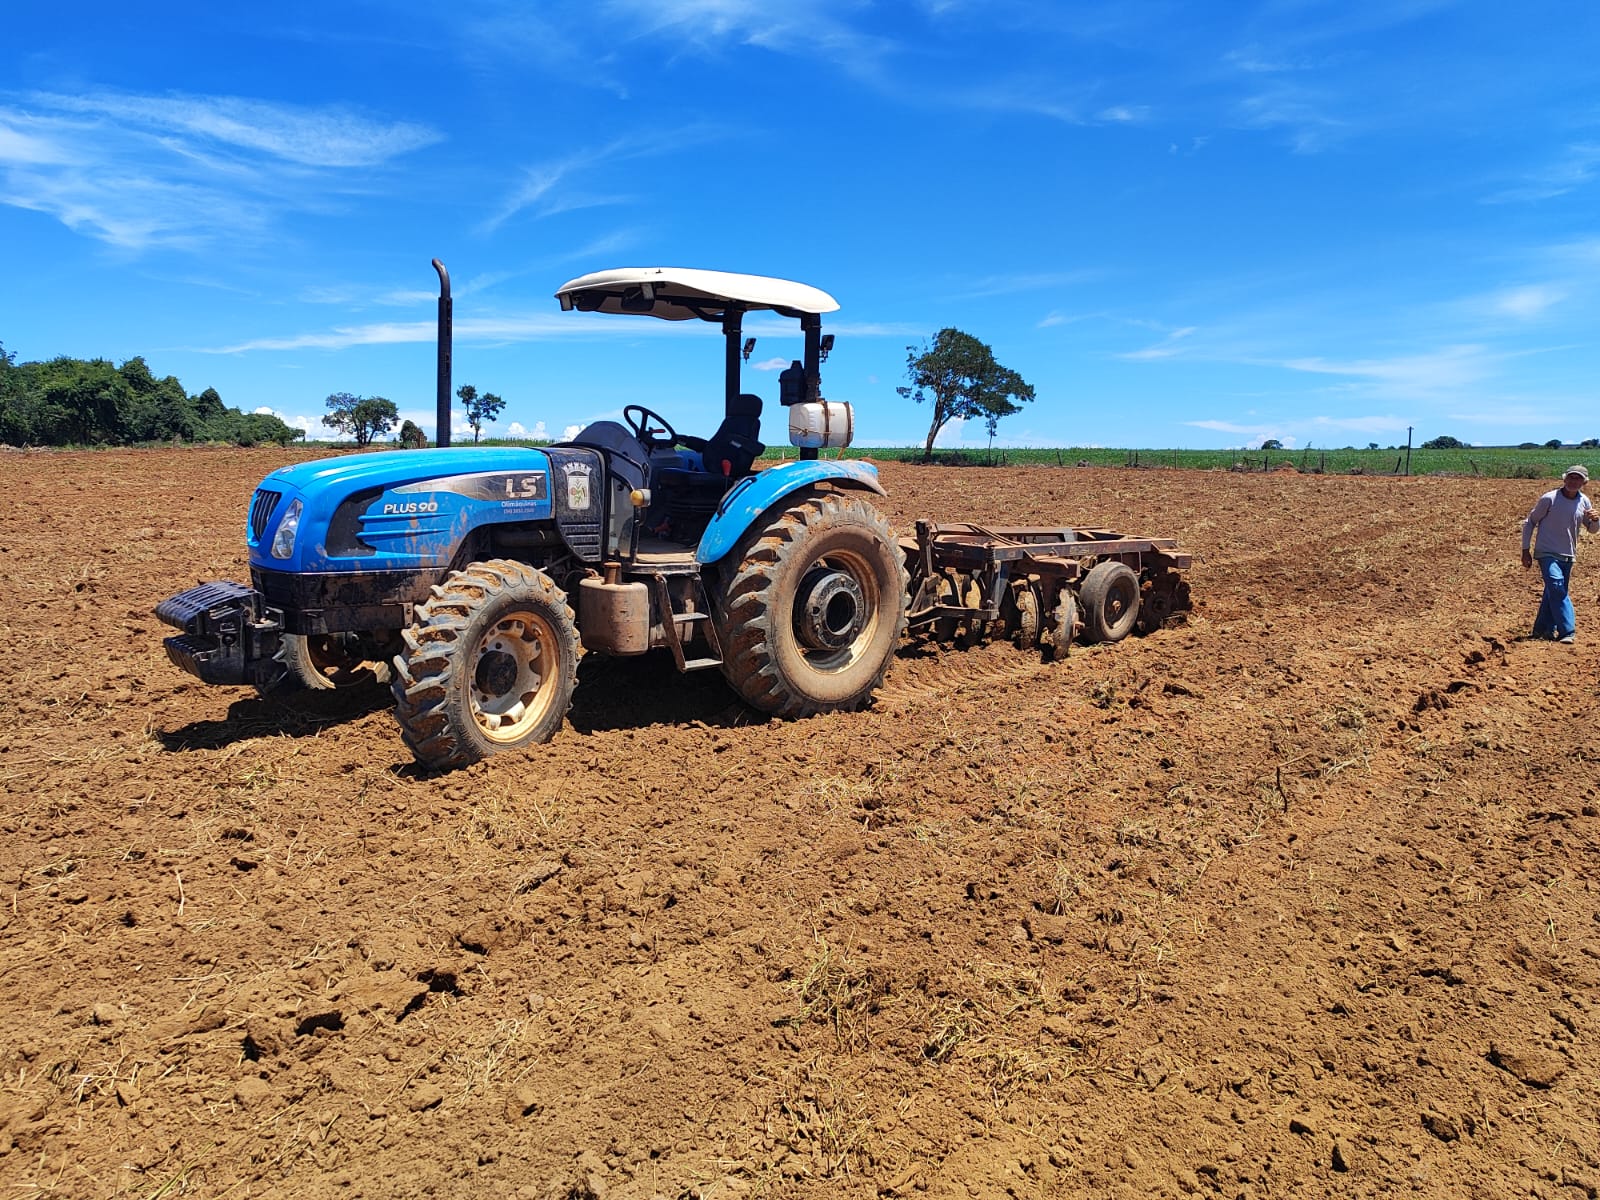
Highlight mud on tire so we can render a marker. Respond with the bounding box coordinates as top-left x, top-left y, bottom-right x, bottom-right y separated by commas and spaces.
391, 560, 578, 770
270, 633, 392, 693
713, 489, 908, 717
